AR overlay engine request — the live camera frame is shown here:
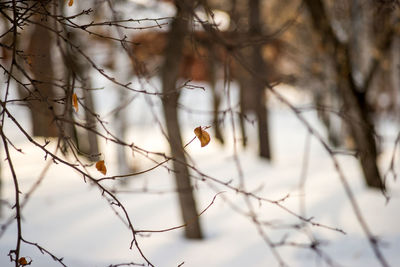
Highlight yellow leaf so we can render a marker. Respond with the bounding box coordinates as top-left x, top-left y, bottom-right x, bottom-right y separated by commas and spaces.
72, 93, 79, 112
18, 257, 28, 266
194, 126, 211, 147
68, 0, 74, 6
95, 160, 107, 175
